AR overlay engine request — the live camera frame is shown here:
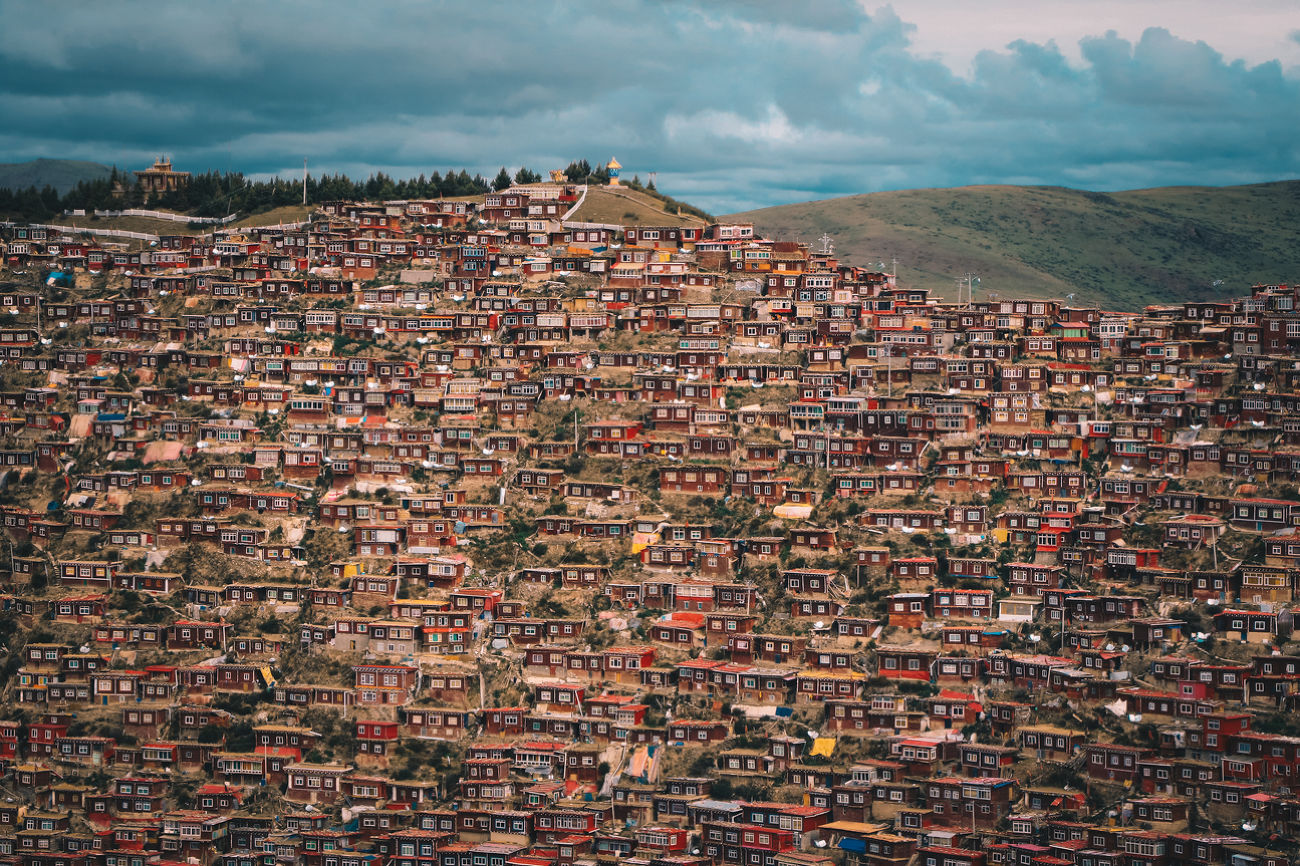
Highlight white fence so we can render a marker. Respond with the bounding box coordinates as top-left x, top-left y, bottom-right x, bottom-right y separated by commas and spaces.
34, 217, 312, 245
31, 223, 160, 242
80, 208, 239, 225
560, 184, 589, 222
234, 220, 310, 232
562, 220, 622, 232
